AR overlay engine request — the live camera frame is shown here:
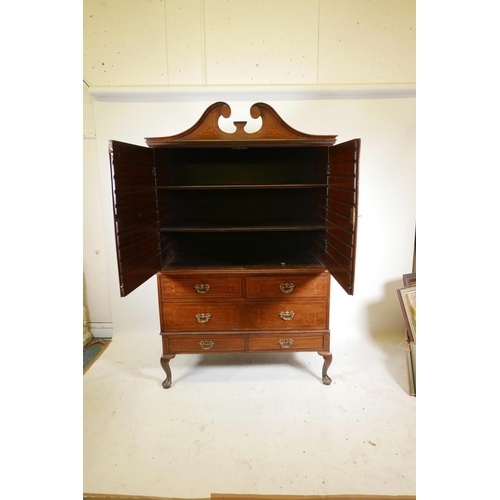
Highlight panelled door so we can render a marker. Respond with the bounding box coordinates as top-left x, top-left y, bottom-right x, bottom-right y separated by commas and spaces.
325, 139, 361, 295
109, 140, 162, 296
